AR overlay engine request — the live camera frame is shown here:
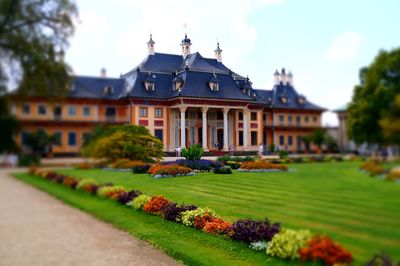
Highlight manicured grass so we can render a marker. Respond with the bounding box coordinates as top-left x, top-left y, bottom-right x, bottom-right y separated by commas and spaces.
14, 172, 294, 266
16, 161, 400, 265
